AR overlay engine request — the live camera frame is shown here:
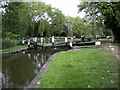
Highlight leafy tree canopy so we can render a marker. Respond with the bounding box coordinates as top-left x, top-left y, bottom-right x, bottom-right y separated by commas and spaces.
78, 1, 120, 42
